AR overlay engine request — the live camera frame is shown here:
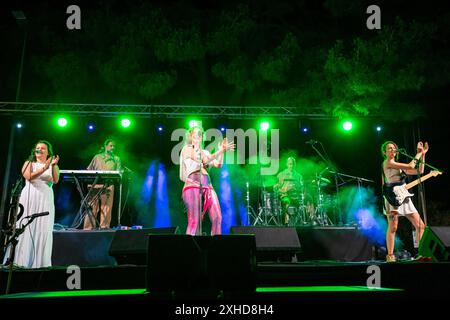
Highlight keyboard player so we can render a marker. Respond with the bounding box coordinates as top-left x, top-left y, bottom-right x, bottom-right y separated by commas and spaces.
84, 139, 122, 230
